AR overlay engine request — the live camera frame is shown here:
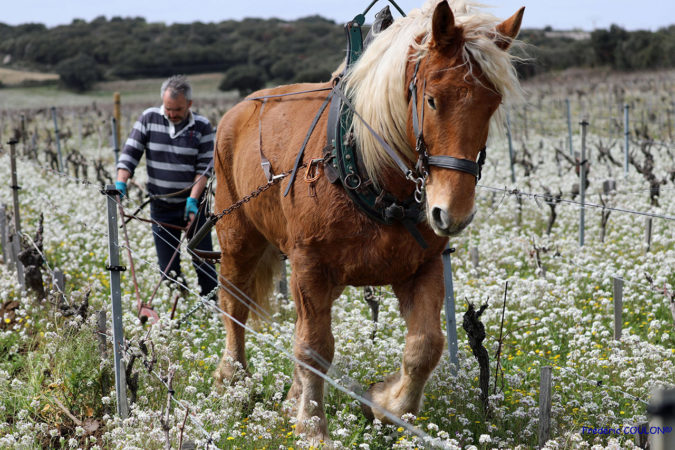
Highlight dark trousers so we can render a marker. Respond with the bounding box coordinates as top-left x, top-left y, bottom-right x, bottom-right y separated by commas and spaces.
150, 201, 218, 297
